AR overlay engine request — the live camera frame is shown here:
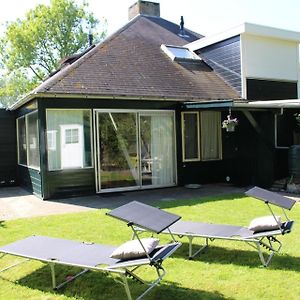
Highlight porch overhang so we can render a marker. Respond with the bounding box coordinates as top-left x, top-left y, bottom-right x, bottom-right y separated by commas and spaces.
182, 99, 234, 109
233, 99, 300, 109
